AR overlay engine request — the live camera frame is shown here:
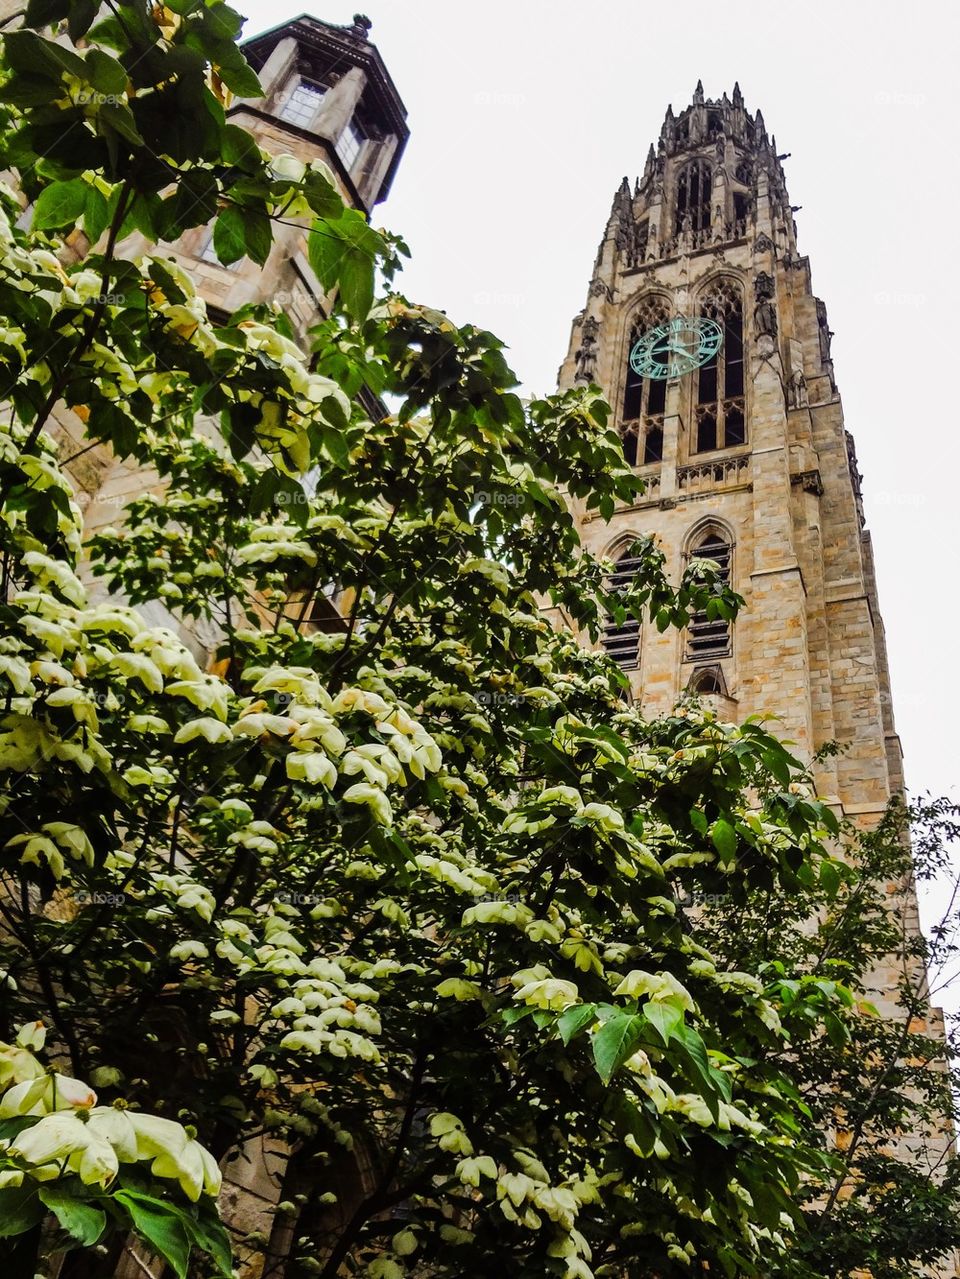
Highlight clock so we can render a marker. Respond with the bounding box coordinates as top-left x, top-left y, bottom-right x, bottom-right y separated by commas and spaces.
629, 316, 723, 380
